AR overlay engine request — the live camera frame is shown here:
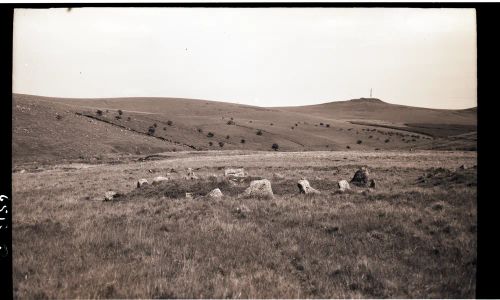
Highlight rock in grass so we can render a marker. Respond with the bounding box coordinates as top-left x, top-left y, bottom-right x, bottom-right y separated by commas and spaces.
152, 176, 169, 185
224, 168, 246, 178
350, 167, 370, 187
103, 191, 118, 201
185, 168, 198, 180
207, 188, 223, 199
137, 179, 149, 188
297, 179, 320, 194
185, 192, 193, 199
244, 179, 274, 199
338, 180, 350, 192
